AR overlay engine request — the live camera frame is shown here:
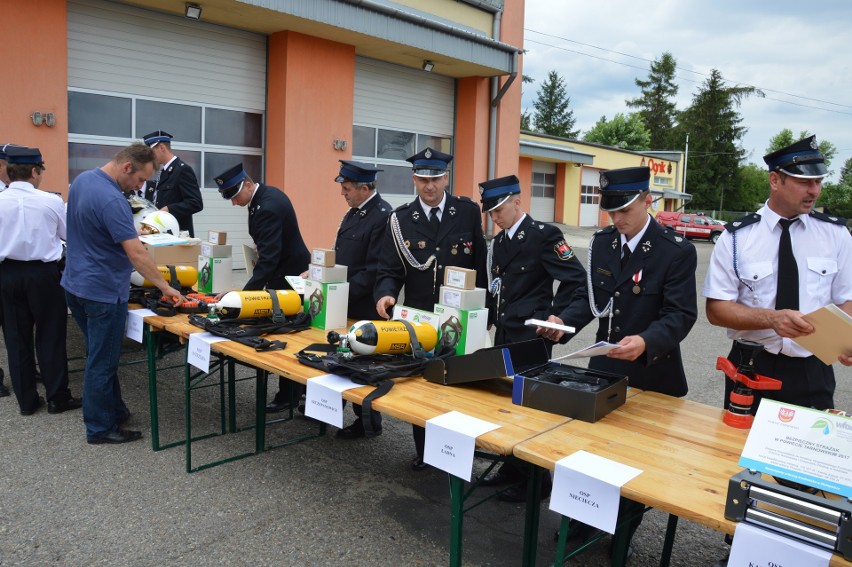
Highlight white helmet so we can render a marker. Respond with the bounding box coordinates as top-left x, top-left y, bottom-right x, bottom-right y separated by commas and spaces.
140, 211, 180, 236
